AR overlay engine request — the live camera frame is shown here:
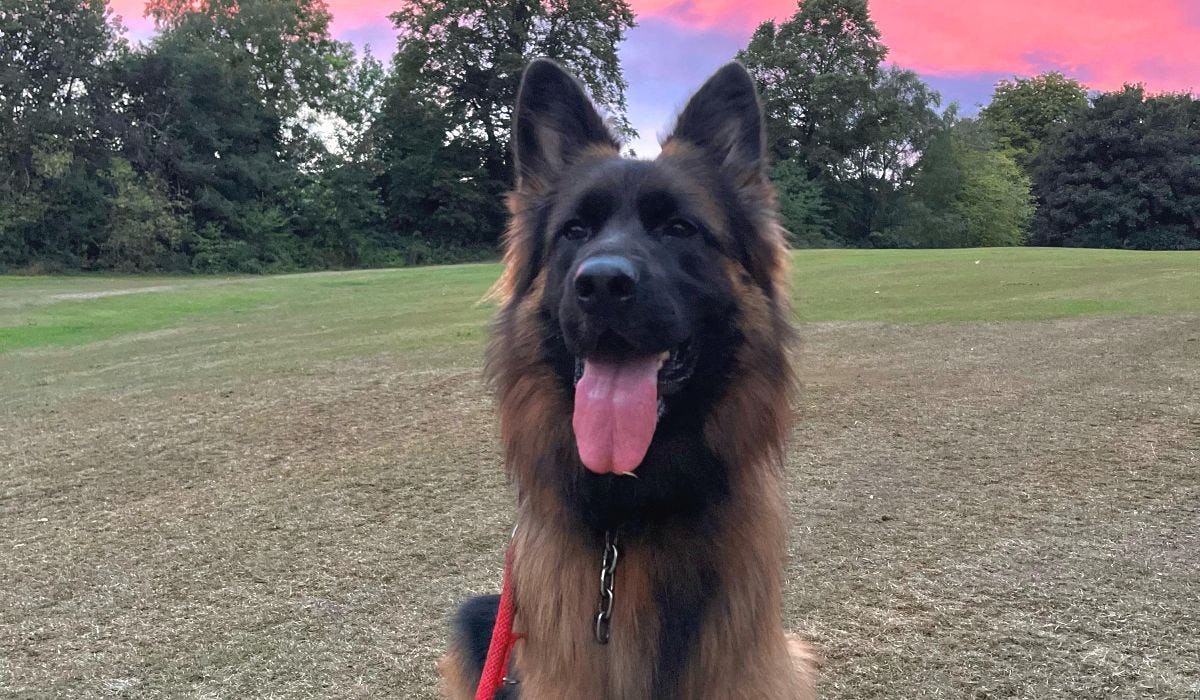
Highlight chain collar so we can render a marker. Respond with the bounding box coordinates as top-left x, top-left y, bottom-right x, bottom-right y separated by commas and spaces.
594, 530, 620, 644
